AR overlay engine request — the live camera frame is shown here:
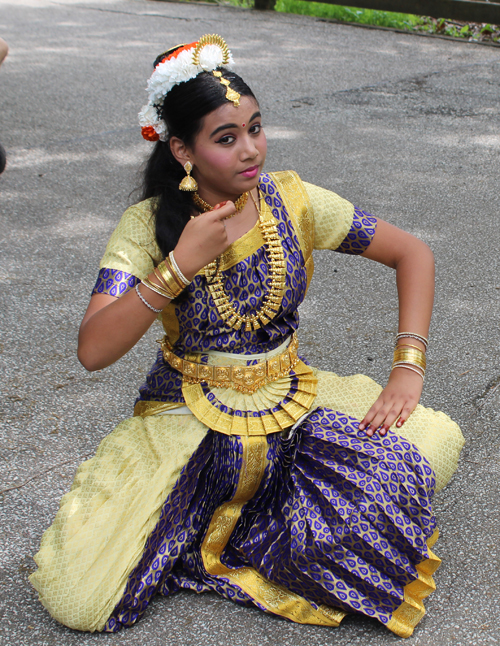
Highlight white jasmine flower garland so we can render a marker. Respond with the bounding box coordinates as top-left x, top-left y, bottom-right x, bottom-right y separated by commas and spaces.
139, 38, 235, 142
